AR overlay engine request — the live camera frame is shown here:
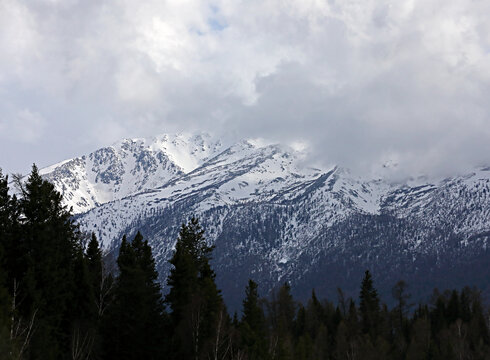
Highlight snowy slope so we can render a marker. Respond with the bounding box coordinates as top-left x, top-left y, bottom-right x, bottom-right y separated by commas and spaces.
40, 133, 490, 308
67, 138, 394, 250
41, 133, 223, 213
